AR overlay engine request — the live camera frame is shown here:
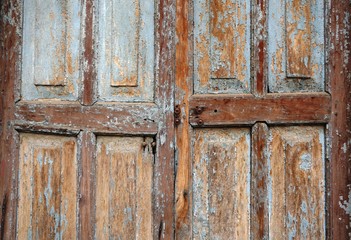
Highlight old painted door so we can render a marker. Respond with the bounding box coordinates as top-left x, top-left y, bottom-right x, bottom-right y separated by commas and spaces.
174, 0, 351, 239
0, 0, 175, 239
